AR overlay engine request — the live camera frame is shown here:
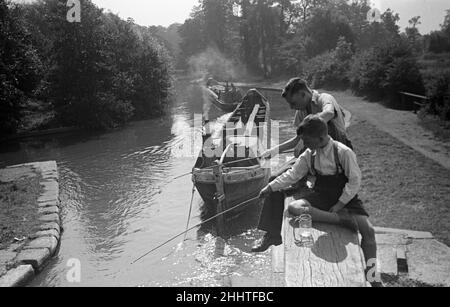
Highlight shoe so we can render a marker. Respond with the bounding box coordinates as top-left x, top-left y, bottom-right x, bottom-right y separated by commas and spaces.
370, 281, 385, 288
338, 210, 359, 233
365, 268, 384, 287
251, 234, 282, 253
